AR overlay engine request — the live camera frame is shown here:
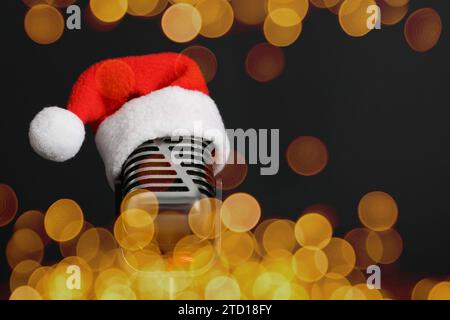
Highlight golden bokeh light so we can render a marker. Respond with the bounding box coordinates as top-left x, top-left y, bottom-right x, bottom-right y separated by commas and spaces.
24, 4, 64, 45
428, 281, 450, 300
27, 266, 52, 298
120, 189, 159, 220
196, 0, 234, 38
344, 228, 381, 269
287, 136, 329, 176
268, 0, 309, 23
161, 3, 202, 43
6, 229, 44, 268
355, 283, 383, 299
411, 278, 439, 300
181, 46, 218, 83
216, 149, 248, 190
246, 43, 285, 82
368, 228, 402, 264
232, 0, 267, 25
310, 0, 342, 9
222, 193, 261, 232
264, 8, 303, 47
303, 203, 338, 229
263, 220, 296, 254
323, 237, 356, 279
94, 267, 131, 299
127, 0, 159, 16
44, 199, 84, 242
377, 0, 409, 26
329, 285, 366, 300
205, 275, 241, 299
76, 227, 118, 271
292, 247, 328, 282
114, 209, 155, 251
59, 222, 93, 257
188, 197, 222, 239
90, 0, 128, 23
220, 230, 254, 266
23, 0, 78, 7
384, 0, 408, 7
14, 210, 49, 244
404, 8, 442, 53
295, 213, 332, 249
10, 259, 41, 293
358, 191, 398, 231
262, 249, 295, 281
233, 261, 267, 299
252, 271, 291, 300
9, 285, 42, 300
0, 184, 18, 227
310, 276, 350, 299
338, 0, 377, 37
